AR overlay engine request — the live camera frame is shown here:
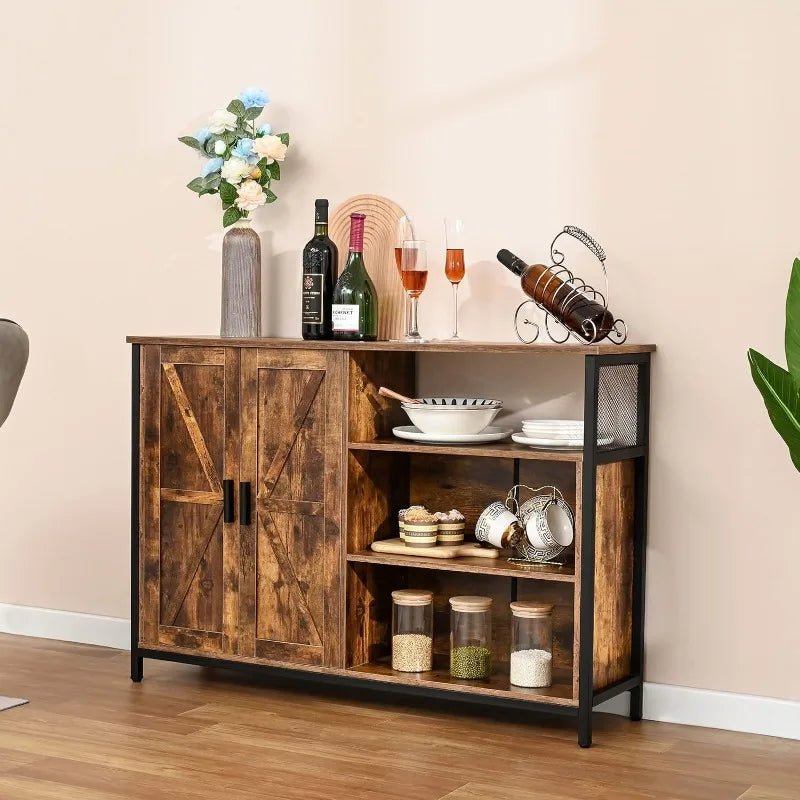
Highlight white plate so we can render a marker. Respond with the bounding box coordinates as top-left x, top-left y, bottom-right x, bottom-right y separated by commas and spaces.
512, 432, 614, 449
521, 419, 583, 427
393, 425, 514, 444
